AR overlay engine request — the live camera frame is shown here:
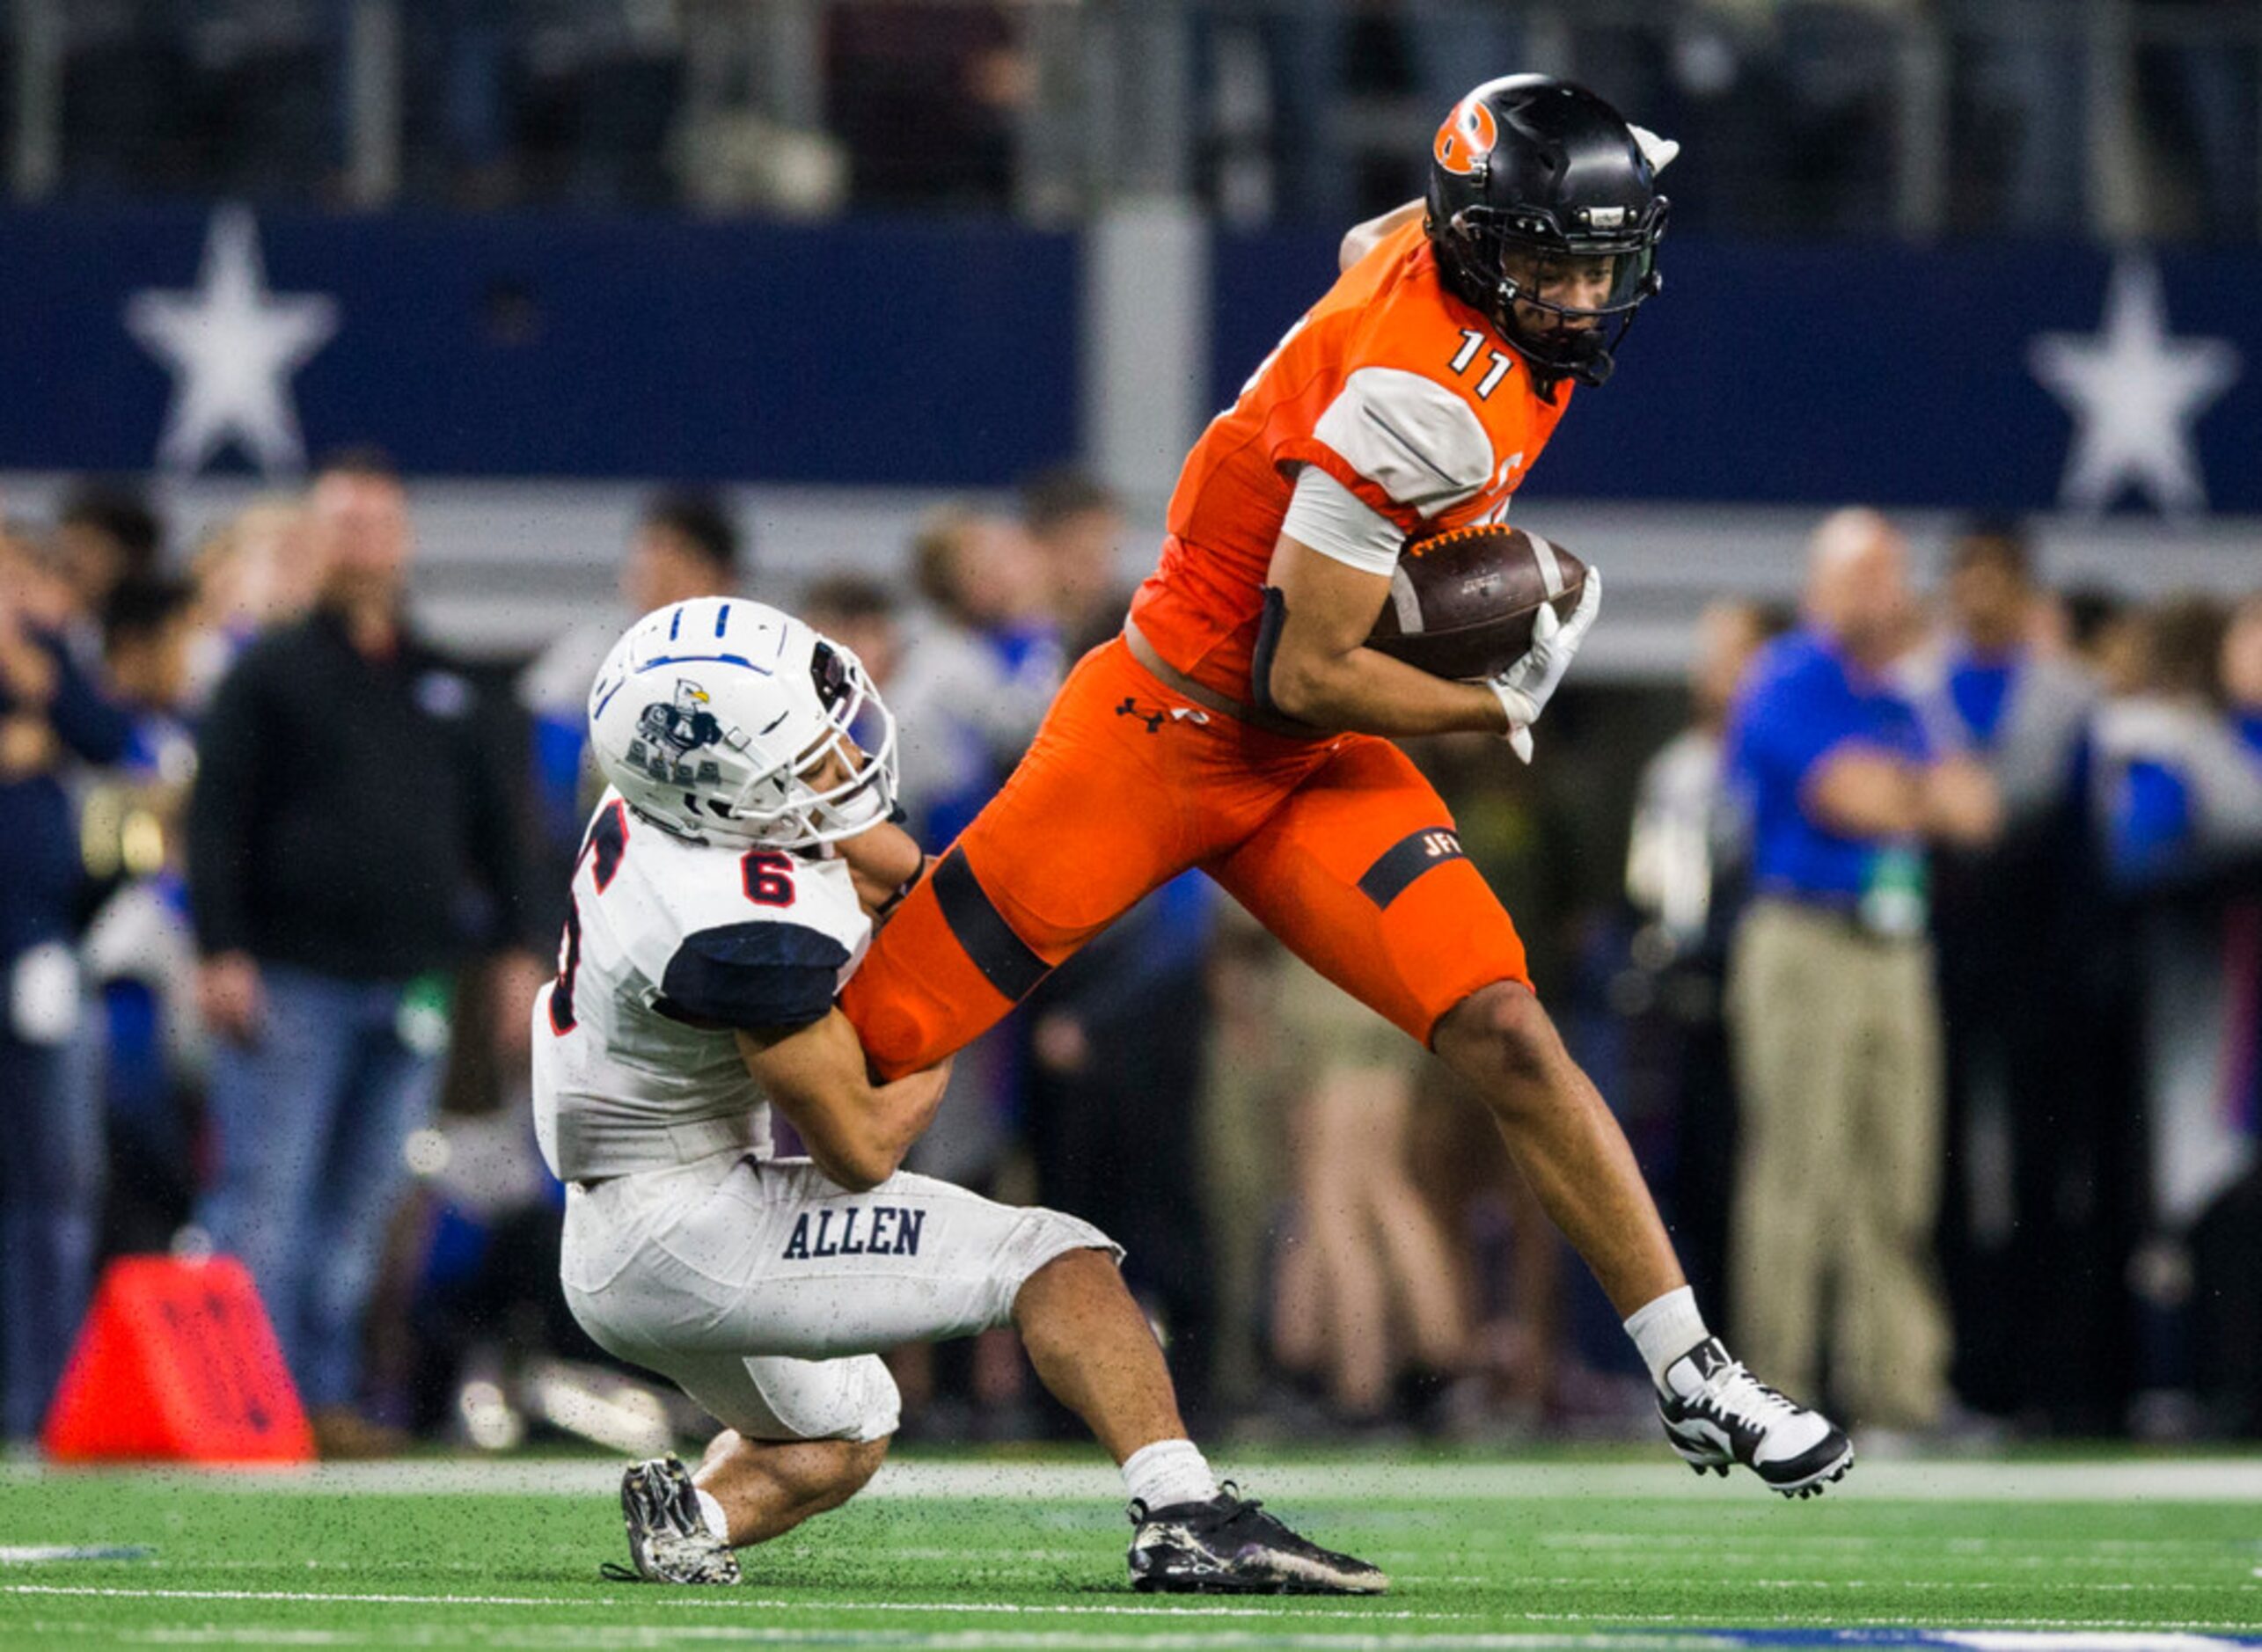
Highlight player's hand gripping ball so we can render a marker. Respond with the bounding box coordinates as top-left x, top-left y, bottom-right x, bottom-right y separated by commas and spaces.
1365, 524, 1589, 681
